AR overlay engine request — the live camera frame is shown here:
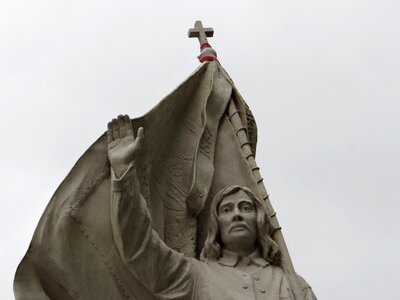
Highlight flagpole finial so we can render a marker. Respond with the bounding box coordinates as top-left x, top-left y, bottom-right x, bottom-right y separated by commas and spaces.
188, 21, 218, 63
